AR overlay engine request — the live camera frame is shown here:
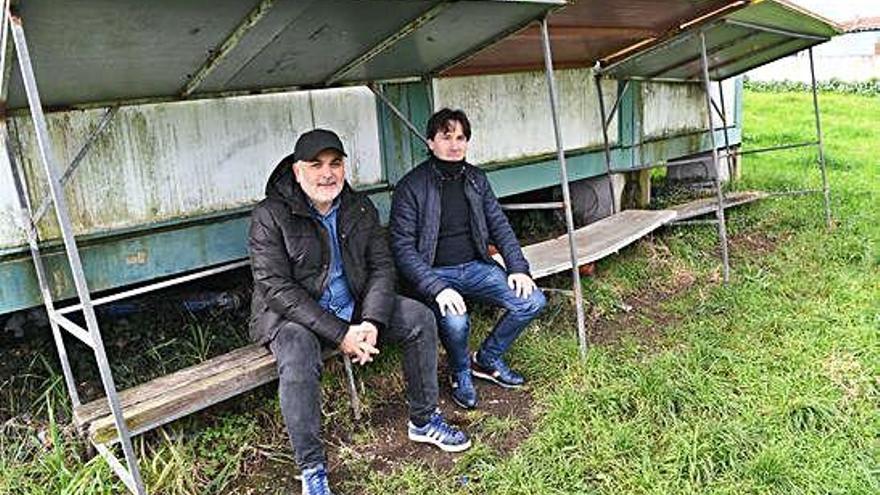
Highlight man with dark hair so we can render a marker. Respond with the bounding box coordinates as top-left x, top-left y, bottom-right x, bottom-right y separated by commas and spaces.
249, 129, 470, 495
390, 109, 546, 409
